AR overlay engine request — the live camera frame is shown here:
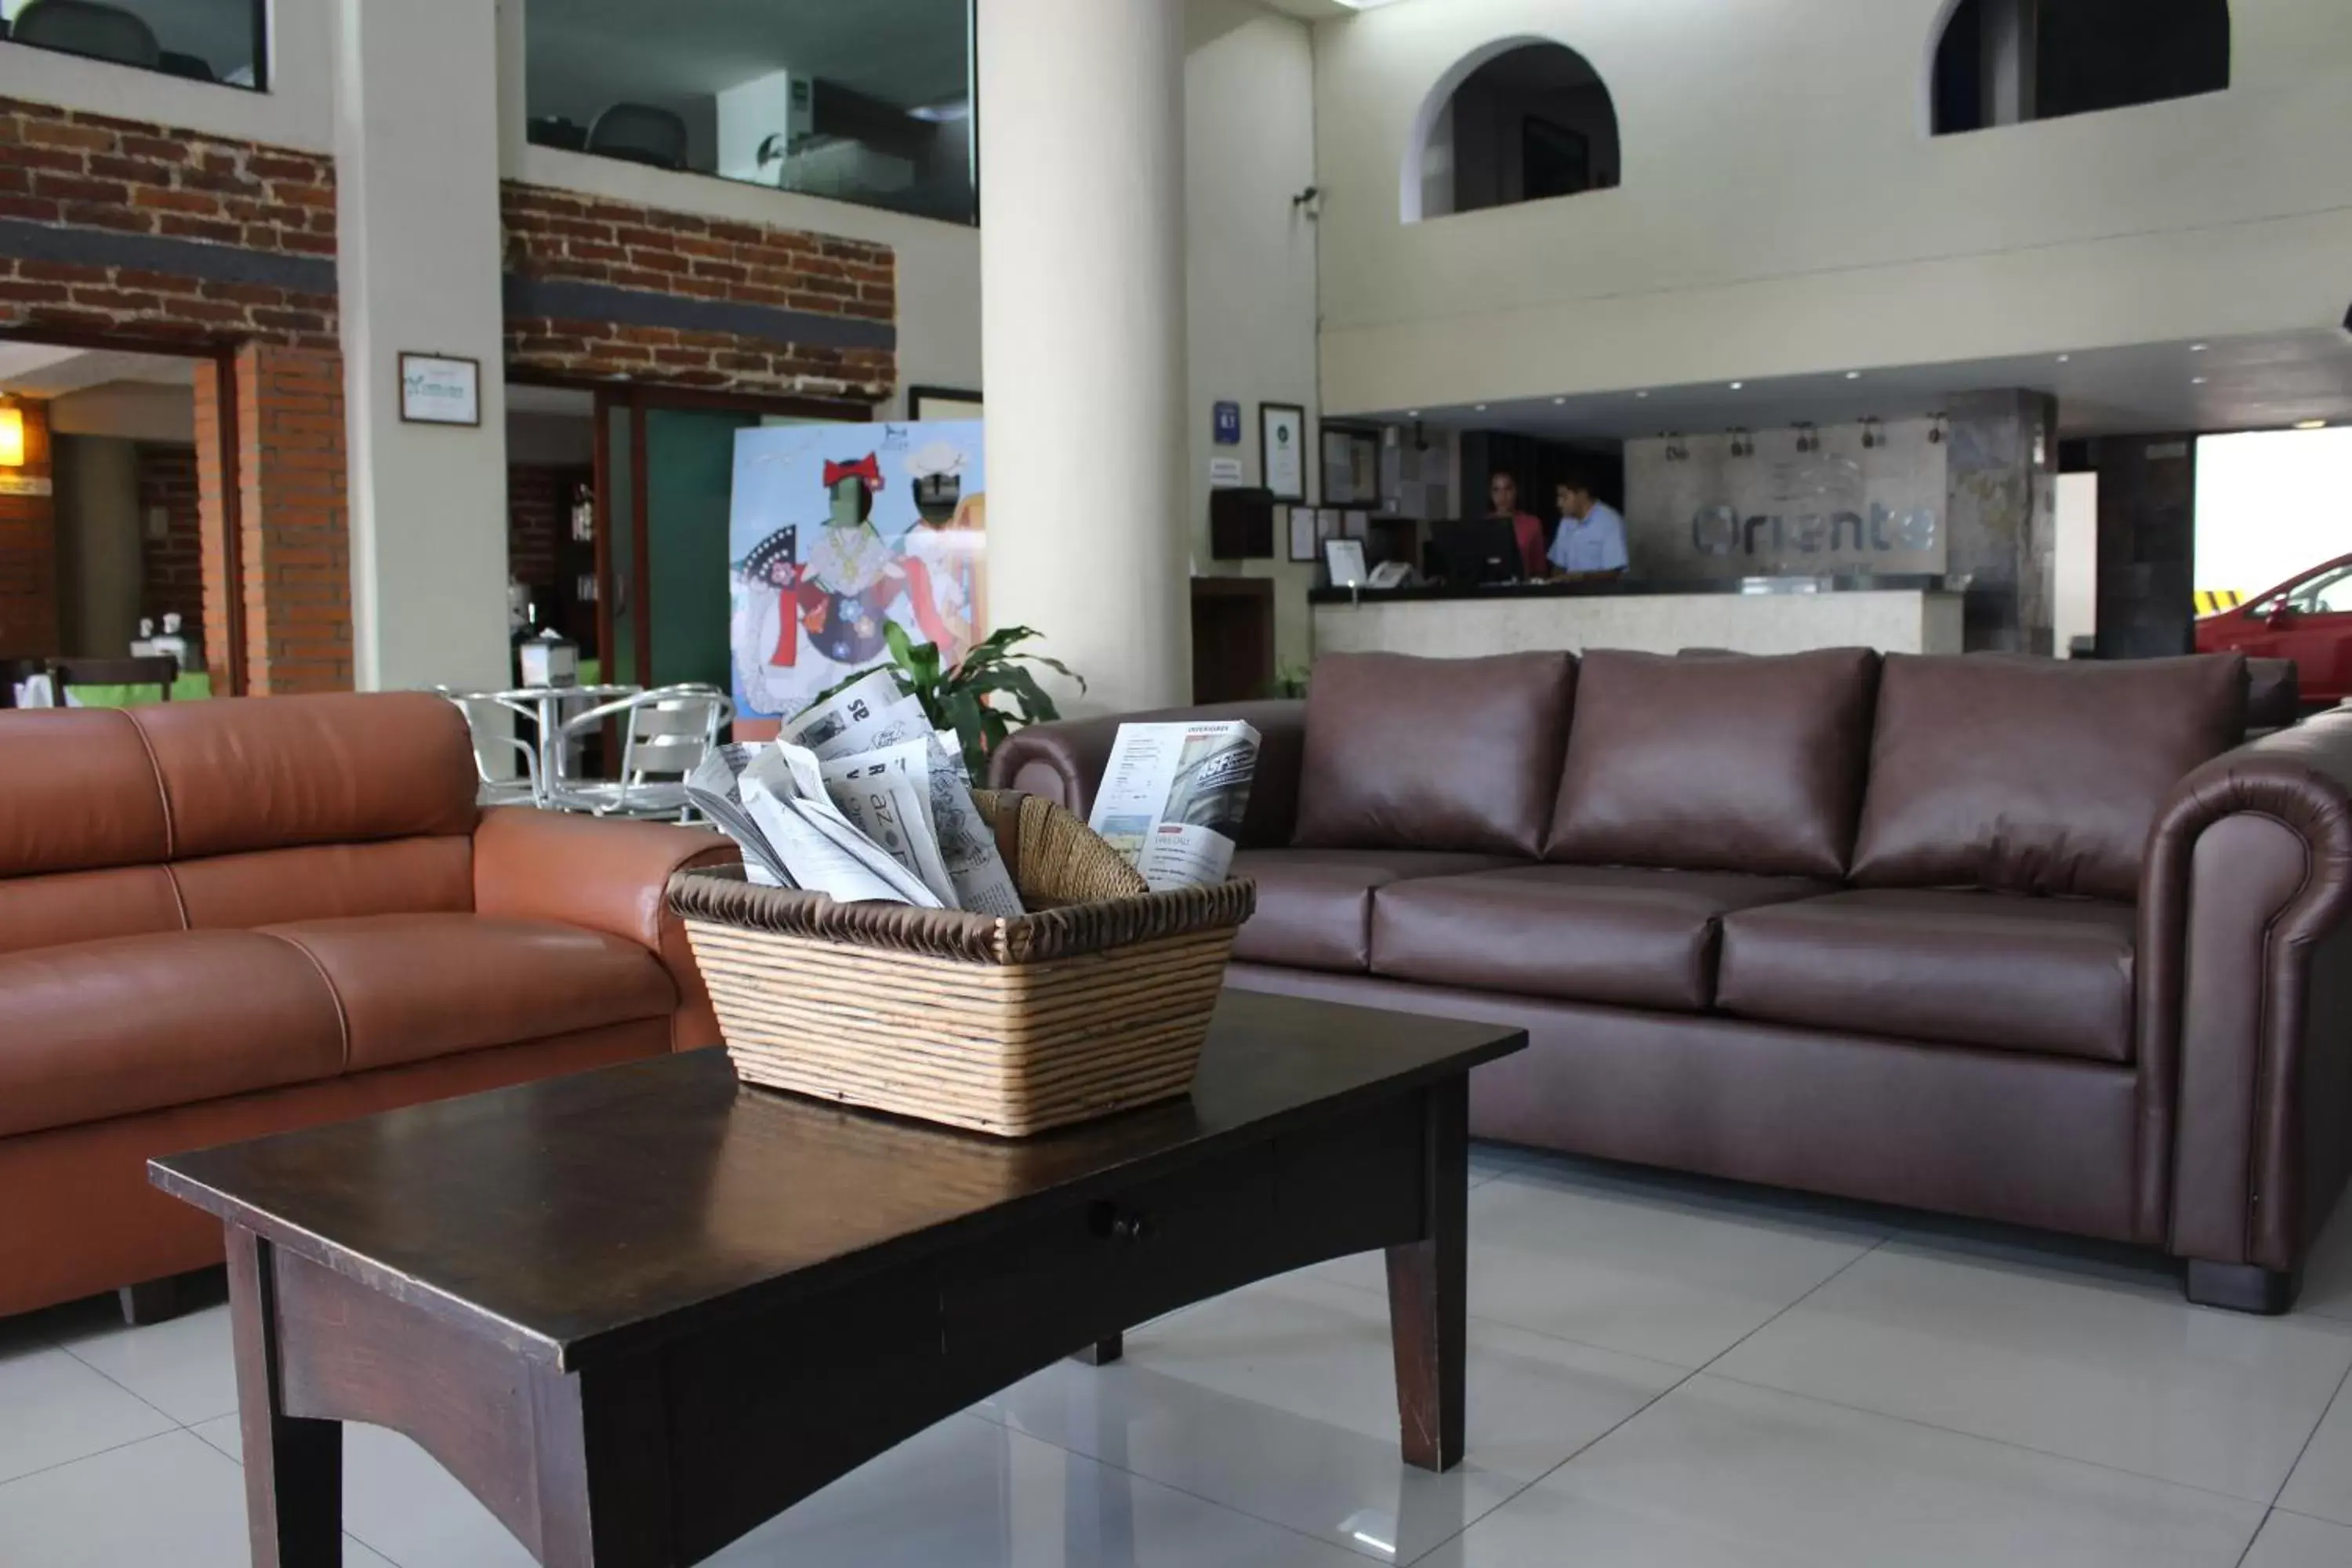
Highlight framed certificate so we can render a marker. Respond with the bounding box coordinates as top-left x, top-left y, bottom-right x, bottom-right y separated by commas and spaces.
1324, 538, 1368, 588
398, 354, 481, 426
1260, 402, 1307, 503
